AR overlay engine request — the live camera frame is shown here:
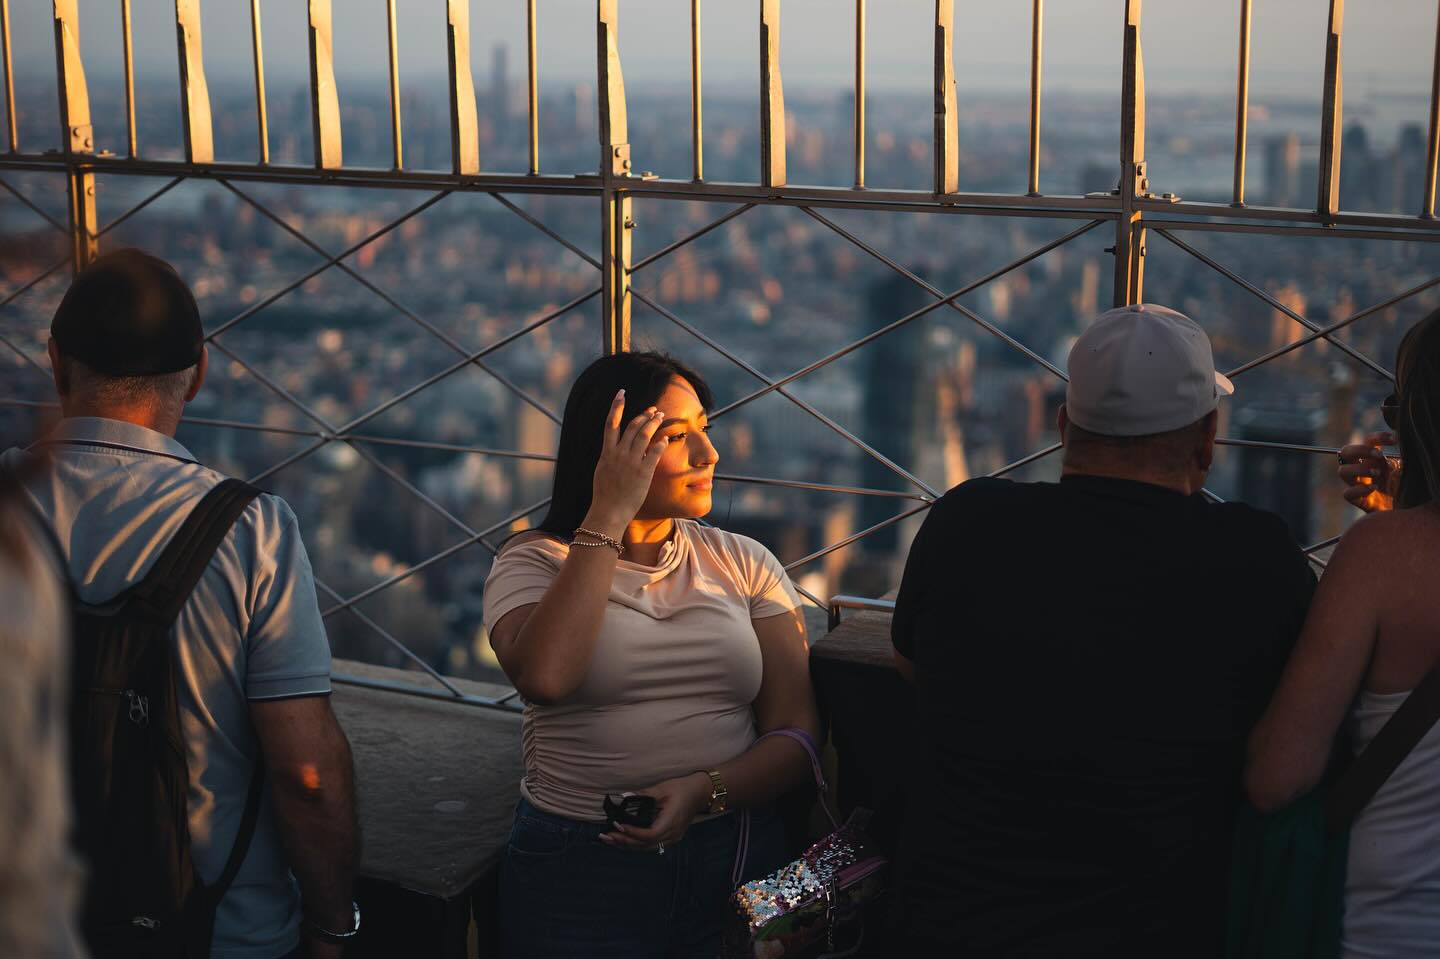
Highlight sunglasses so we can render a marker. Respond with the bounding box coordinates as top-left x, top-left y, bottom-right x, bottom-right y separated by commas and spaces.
1381, 393, 1399, 430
